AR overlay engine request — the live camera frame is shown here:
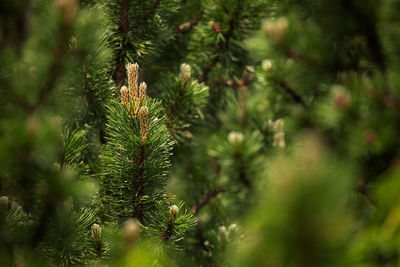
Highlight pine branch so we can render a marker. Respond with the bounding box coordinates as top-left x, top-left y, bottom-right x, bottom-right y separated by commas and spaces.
345, 1, 386, 72
174, 11, 204, 33
131, 144, 146, 222
199, 46, 220, 83
191, 188, 225, 213
234, 151, 251, 187
127, 0, 162, 32
159, 217, 174, 241
198, 0, 244, 83
21, 15, 73, 113
113, 0, 163, 87
143, 0, 162, 23
112, 0, 129, 87
272, 77, 307, 107
282, 44, 319, 68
